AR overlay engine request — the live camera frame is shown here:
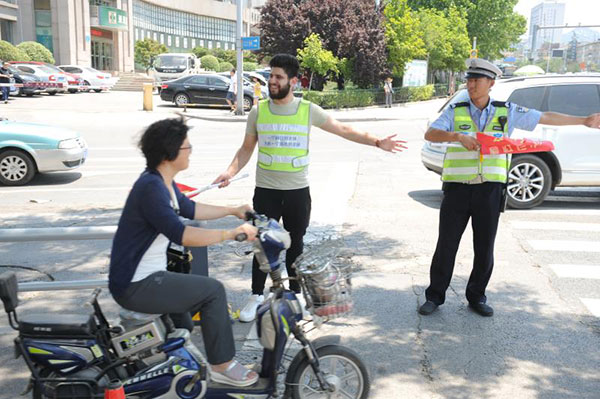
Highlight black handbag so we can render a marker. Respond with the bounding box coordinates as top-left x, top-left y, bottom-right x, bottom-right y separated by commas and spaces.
166, 186, 192, 274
